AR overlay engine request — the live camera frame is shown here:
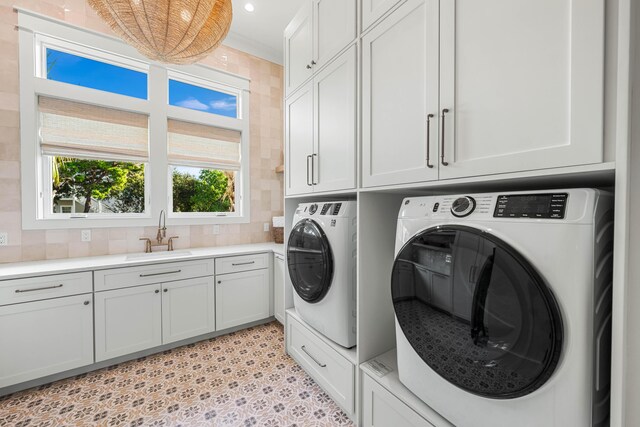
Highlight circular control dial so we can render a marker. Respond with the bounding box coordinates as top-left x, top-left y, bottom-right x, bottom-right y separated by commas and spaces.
451, 196, 476, 217
309, 204, 318, 215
